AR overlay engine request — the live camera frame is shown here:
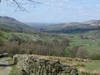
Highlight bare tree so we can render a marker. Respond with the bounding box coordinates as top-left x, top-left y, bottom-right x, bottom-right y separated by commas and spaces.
0, 0, 41, 10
